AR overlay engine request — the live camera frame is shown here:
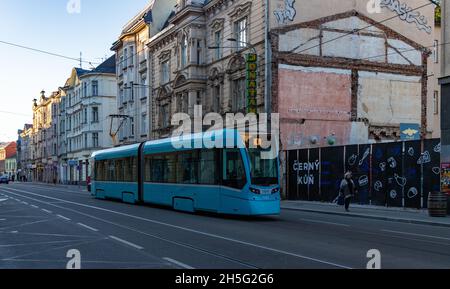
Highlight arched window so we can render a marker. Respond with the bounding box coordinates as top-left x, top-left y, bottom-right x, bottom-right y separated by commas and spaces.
181, 35, 188, 68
